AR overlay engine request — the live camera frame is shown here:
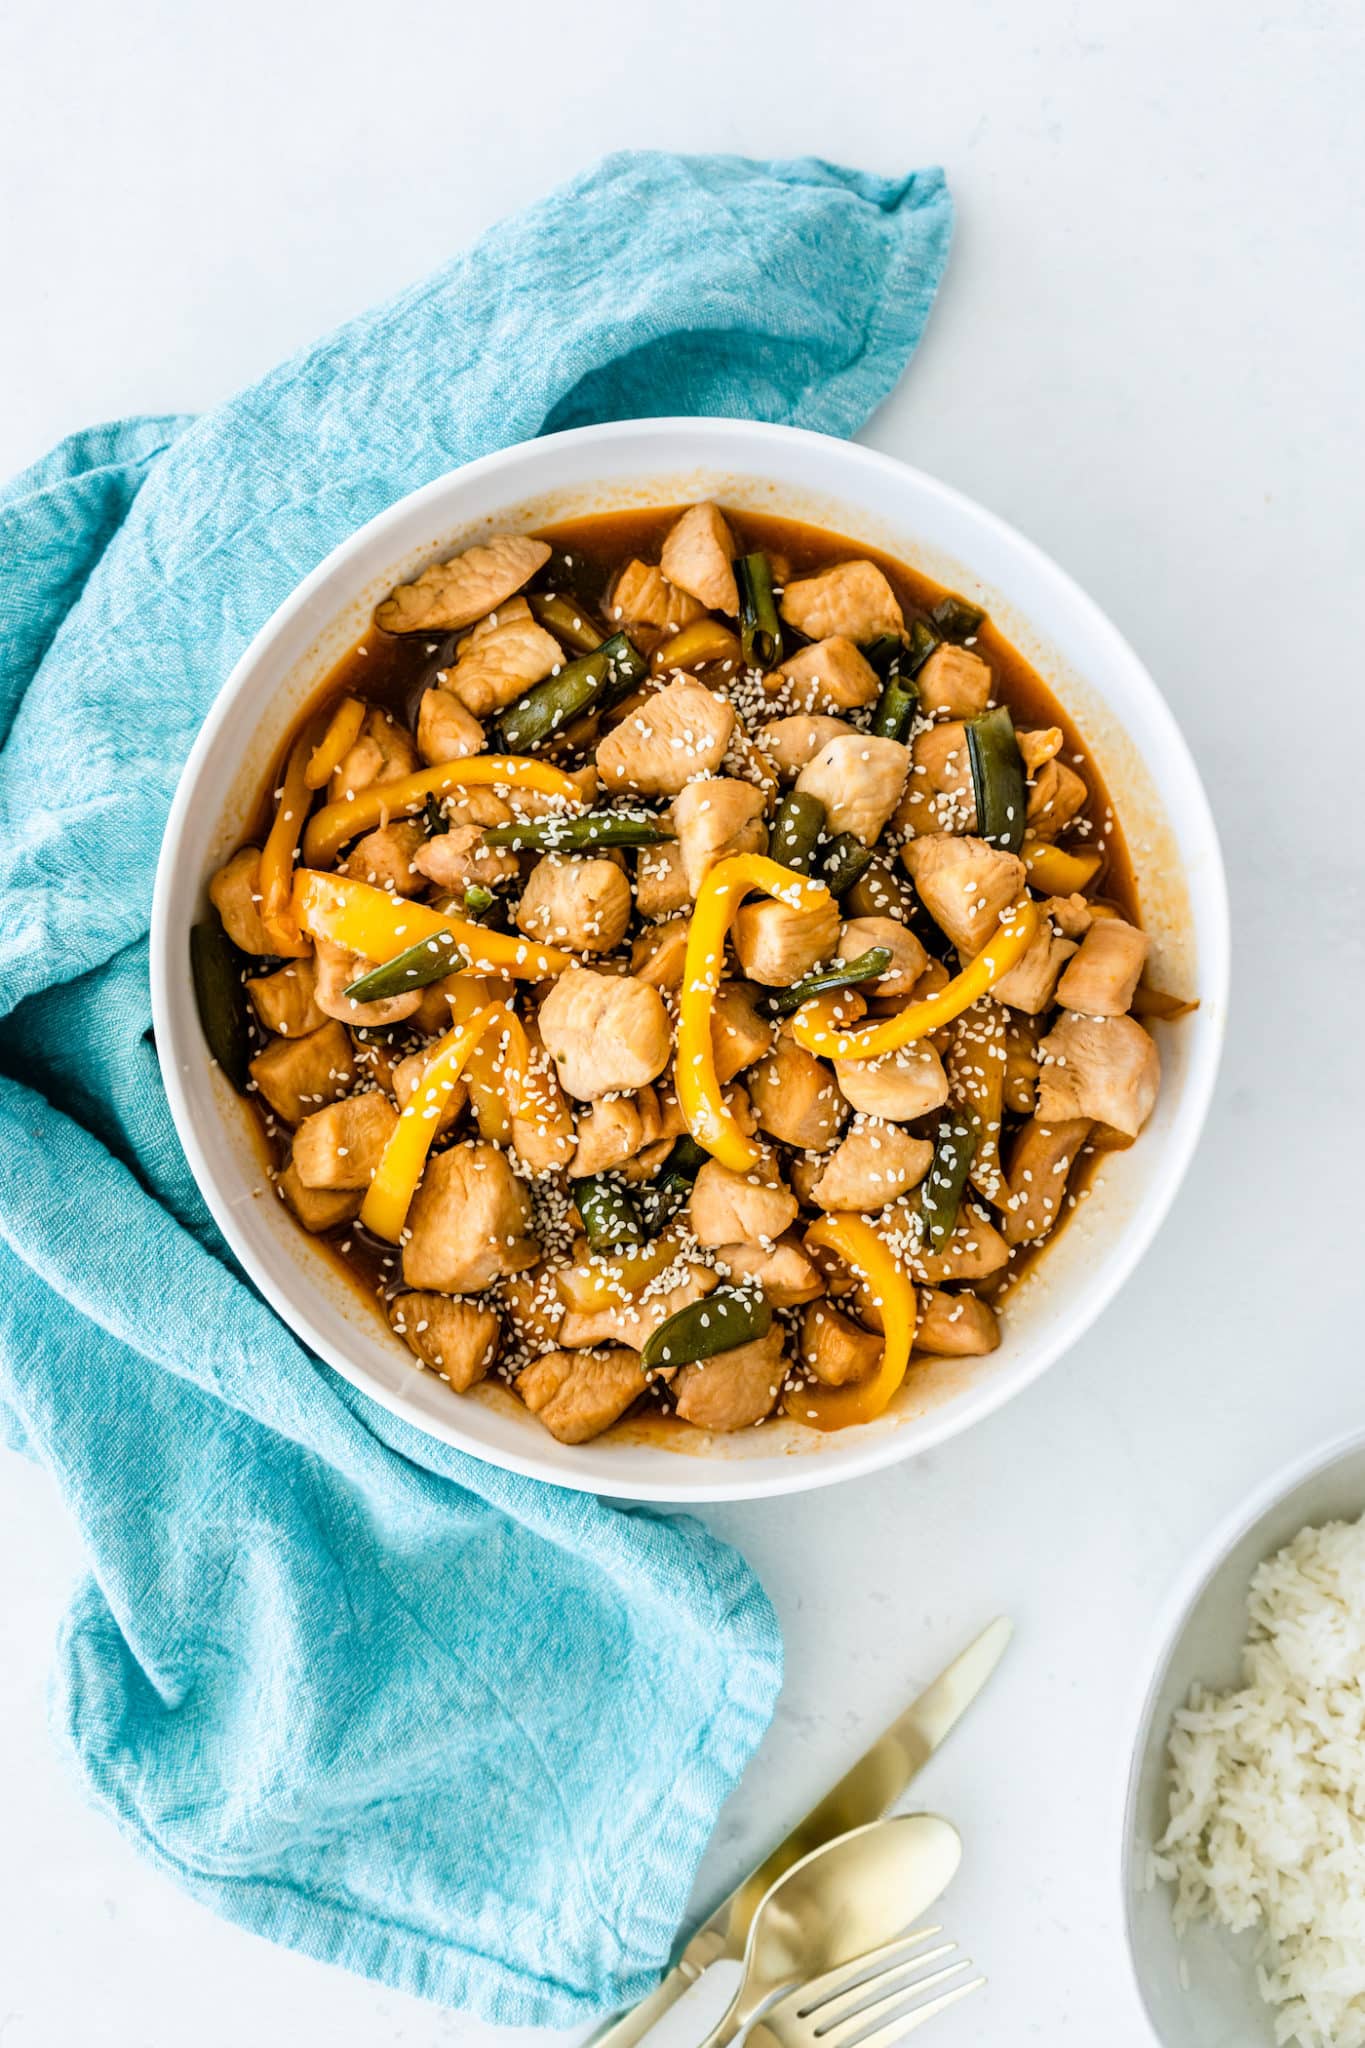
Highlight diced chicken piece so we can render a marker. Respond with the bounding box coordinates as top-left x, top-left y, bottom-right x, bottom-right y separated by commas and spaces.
569, 1088, 661, 1177
672, 1326, 785, 1432
250, 1020, 357, 1124
445, 605, 563, 718
292, 1090, 397, 1190
772, 637, 880, 716
510, 1018, 577, 1176
810, 1121, 933, 1212
748, 1041, 847, 1152
596, 679, 735, 796
998, 1116, 1092, 1245
836, 917, 928, 1000
1036, 1013, 1160, 1140
375, 534, 552, 635
689, 1158, 798, 1248
327, 707, 418, 803
833, 1041, 949, 1122
897, 722, 977, 837
389, 1293, 501, 1392
276, 1161, 362, 1234
246, 957, 327, 1039
631, 918, 689, 989
497, 1266, 566, 1357
413, 824, 519, 894
403, 1142, 539, 1294
1003, 1014, 1042, 1115
518, 1346, 646, 1444
914, 1288, 1000, 1358
538, 968, 672, 1099
756, 714, 851, 780
392, 1041, 469, 1138
1026, 758, 1089, 840
904, 1201, 1011, 1285
732, 895, 842, 987
1018, 726, 1064, 773
711, 982, 775, 1085
313, 935, 423, 1028
609, 559, 705, 641
515, 855, 632, 954
510, 764, 598, 821
902, 835, 1026, 953
916, 643, 992, 719
712, 1236, 825, 1307
990, 920, 1078, 1015
1056, 917, 1149, 1017
408, 977, 462, 1039
635, 840, 691, 918
558, 1263, 717, 1352
671, 777, 768, 894
659, 502, 739, 614
796, 736, 909, 846
209, 846, 272, 955
800, 1302, 882, 1386
342, 818, 426, 897
441, 788, 513, 830
417, 687, 485, 767
1046, 892, 1094, 939
779, 561, 904, 644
